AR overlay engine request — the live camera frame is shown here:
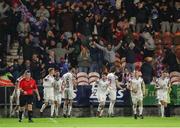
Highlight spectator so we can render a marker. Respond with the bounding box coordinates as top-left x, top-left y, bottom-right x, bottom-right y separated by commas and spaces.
94, 40, 122, 68
163, 48, 179, 72
172, 2, 180, 33
11, 59, 22, 80
125, 42, 136, 73
45, 50, 56, 70
141, 57, 154, 84
58, 57, 69, 76
154, 49, 164, 78
17, 18, 31, 54
89, 39, 104, 73
30, 54, 41, 83
135, 2, 148, 33
36, 5, 50, 19
68, 35, 81, 67
159, 5, 171, 33
52, 43, 74, 63
57, 4, 75, 33
77, 45, 91, 73
21, 60, 31, 72
141, 31, 156, 57
150, 3, 160, 32
22, 37, 33, 61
